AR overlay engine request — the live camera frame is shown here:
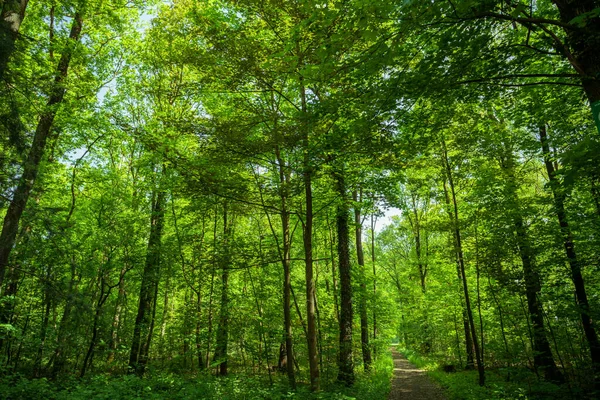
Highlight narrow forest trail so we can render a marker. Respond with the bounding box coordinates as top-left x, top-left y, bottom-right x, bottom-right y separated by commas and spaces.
388, 349, 448, 400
